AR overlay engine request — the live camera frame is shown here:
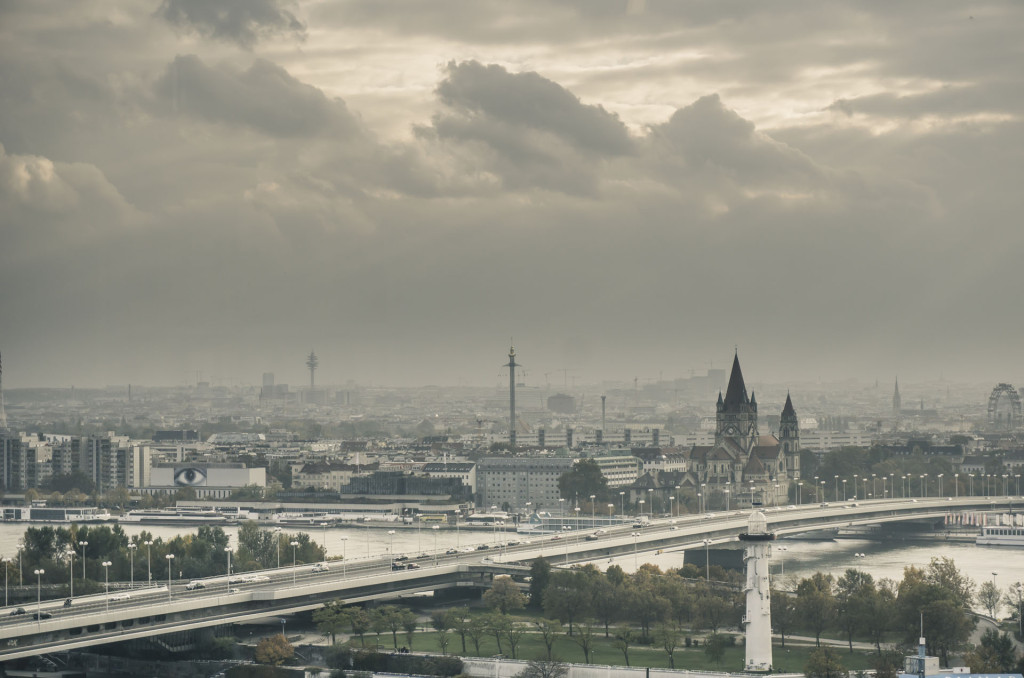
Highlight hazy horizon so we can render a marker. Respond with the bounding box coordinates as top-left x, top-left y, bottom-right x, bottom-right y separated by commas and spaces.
3, 2, 1022, 390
